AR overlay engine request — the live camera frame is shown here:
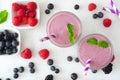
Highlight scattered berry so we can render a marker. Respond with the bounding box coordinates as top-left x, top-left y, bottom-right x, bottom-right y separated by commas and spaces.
55, 68, 60, 74
21, 48, 32, 59
29, 62, 34, 68
27, 2, 37, 11
88, 3, 97, 11
93, 13, 98, 19
47, 59, 54, 66
50, 66, 56, 71
45, 9, 50, 14
30, 68, 35, 73
13, 73, 19, 79
71, 73, 78, 80
19, 66, 24, 73
92, 70, 97, 73
28, 17, 38, 26
75, 57, 79, 62
67, 56, 73, 62
74, 4, 80, 10
13, 68, 19, 73
111, 55, 115, 62
17, 9, 26, 17
102, 63, 113, 74
103, 18, 112, 27
45, 74, 53, 80
47, 3, 54, 10
39, 49, 49, 60
98, 12, 104, 18
12, 3, 20, 12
